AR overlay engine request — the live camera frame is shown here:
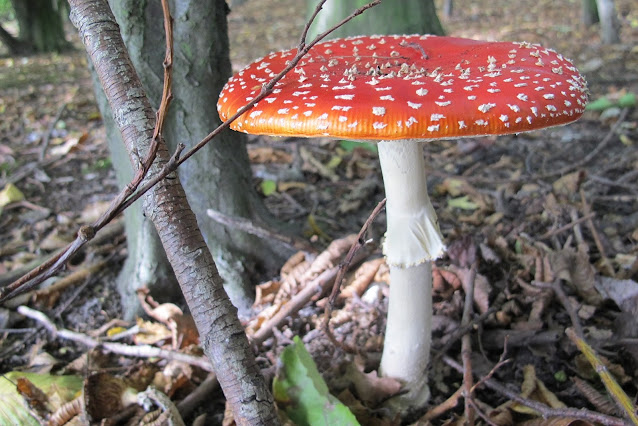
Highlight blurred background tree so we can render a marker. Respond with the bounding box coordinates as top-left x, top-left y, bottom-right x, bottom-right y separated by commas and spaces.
0, 0, 70, 54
